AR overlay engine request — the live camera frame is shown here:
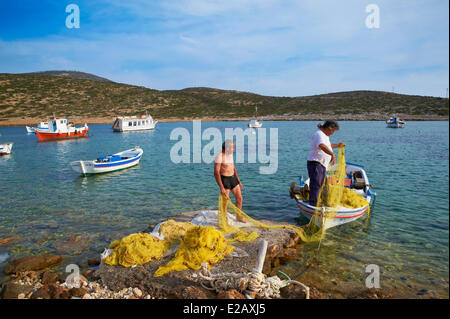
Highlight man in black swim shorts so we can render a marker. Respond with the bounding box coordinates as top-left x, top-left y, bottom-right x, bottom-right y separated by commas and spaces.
214, 140, 245, 222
